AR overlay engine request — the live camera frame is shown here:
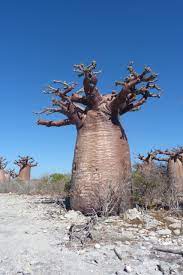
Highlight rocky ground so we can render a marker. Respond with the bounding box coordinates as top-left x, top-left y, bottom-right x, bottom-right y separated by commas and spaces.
0, 194, 182, 275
